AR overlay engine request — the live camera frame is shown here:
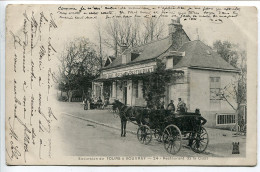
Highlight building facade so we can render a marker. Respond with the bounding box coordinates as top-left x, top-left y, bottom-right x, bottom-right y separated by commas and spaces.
93, 19, 239, 128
